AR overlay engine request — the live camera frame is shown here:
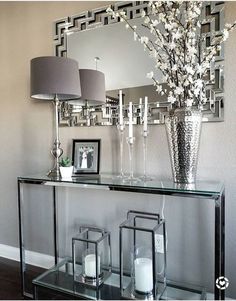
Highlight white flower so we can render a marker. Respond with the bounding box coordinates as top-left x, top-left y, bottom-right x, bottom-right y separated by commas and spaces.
141, 10, 146, 18
195, 79, 203, 89
172, 30, 182, 40
175, 86, 184, 95
169, 42, 176, 50
159, 62, 168, 70
144, 16, 149, 24
106, 7, 116, 18
172, 64, 177, 72
140, 36, 149, 44
152, 20, 159, 27
156, 85, 162, 93
185, 65, 195, 75
146, 71, 154, 79
106, 7, 113, 14
169, 82, 176, 88
119, 11, 126, 17
168, 95, 176, 103
193, 88, 200, 97
187, 46, 197, 55
186, 99, 193, 107
225, 23, 232, 29
165, 23, 173, 31
223, 29, 229, 41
